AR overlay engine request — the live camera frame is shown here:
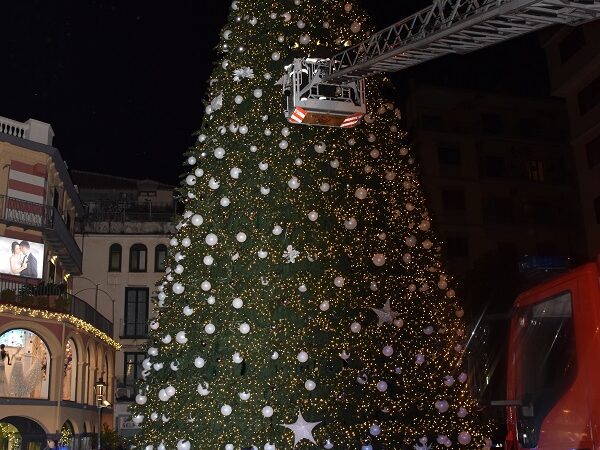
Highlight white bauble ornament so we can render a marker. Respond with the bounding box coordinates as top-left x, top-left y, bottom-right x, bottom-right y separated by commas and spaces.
258, 249, 268, 259
194, 356, 205, 368
281, 127, 290, 136
232, 352, 243, 363
230, 167, 241, 179
402, 253, 412, 263
198, 133, 207, 142
132, 414, 144, 425
221, 404, 232, 416
264, 128, 272, 136
370, 281, 379, 291
253, 88, 263, 98
239, 323, 250, 334
169, 237, 178, 246
187, 156, 196, 166
457, 431, 471, 445
272, 225, 283, 235
158, 389, 169, 401
372, 253, 386, 267
271, 52, 281, 61
264, 444, 275, 450
208, 177, 220, 189
295, 158, 303, 166
447, 289, 456, 298
297, 19, 305, 28
174, 264, 184, 274
456, 308, 465, 318
457, 407, 468, 418
150, 412, 159, 421
236, 232, 247, 242
305, 379, 316, 391
370, 149, 380, 159
383, 345, 394, 357
288, 177, 300, 189
176, 331, 188, 344
239, 125, 248, 134
214, 147, 225, 159
234, 95, 244, 104
205, 323, 216, 334
350, 322, 362, 333
185, 175, 196, 186
135, 392, 147, 405
320, 182, 330, 192
262, 406, 274, 417
376, 381, 388, 392
203, 255, 214, 265
344, 2, 353, 11
424, 326, 434, 335
191, 214, 203, 226
205, 233, 218, 246
176, 441, 191, 450
207, 295, 216, 305
172, 283, 184, 295
334, 276, 345, 287
355, 187, 367, 199
232, 297, 243, 309
279, 140, 288, 149
260, 186, 270, 195
181, 237, 191, 247
271, 351, 279, 360
201, 280, 212, 291
225, 445, 234, 450
320, 301, 330, 311
308, 211, 319, 221
330, 159, 340, 169
435, 400, 449, 413
259, 162, 269, 171
165, 385, 176, 397
344, 217, 357, 230
300, 34, 310, 45
148, 347, 159, 356
153, 362, 163, 371
142, 358, 152, 370
385, 170, 396, 181
416, 353, 425, 364
340, 350, 350, 360
150, 320, 160, 330
314, 142, 326, 153
183, 305, 194, 316
239, 391, 250, 401
369, 424, 381, 436
297, 351, 309, 363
